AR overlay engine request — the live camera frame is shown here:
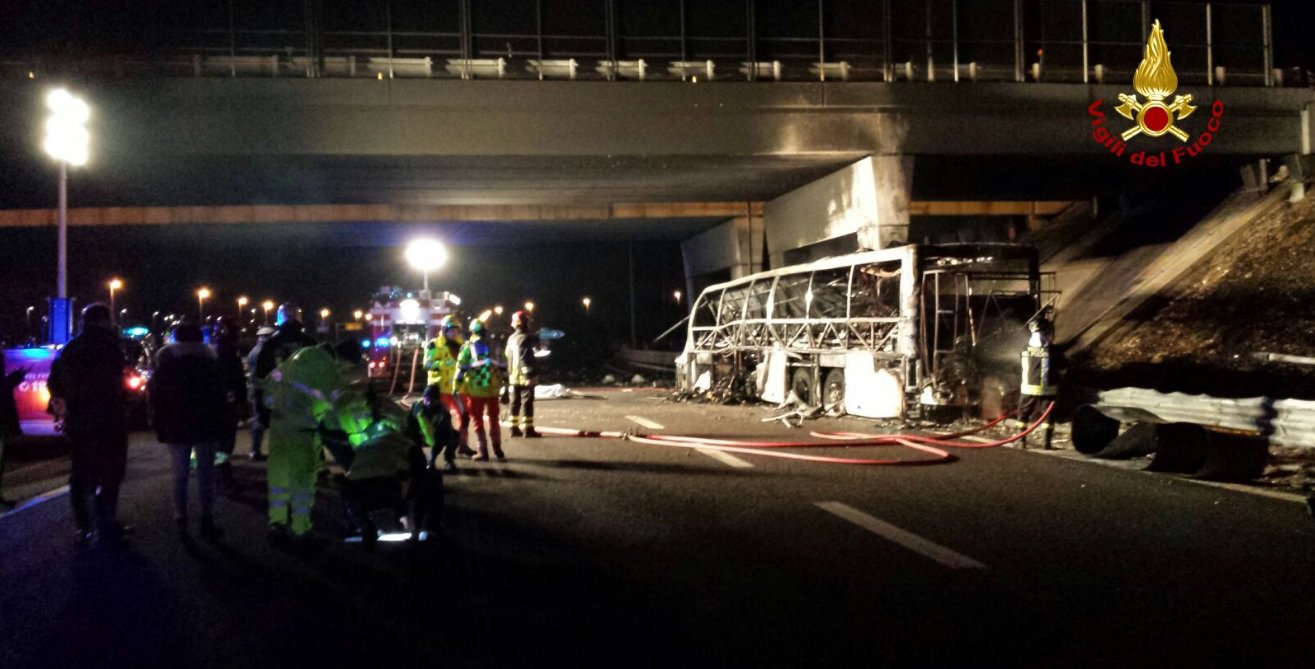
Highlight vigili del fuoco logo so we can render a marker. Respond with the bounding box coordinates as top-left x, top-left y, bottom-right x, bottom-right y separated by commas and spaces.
1088, 20, 1225, 168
